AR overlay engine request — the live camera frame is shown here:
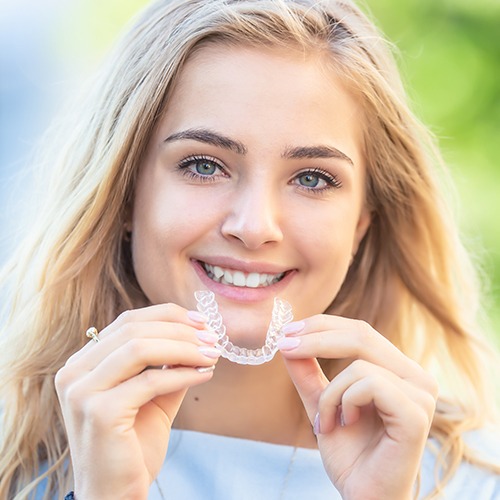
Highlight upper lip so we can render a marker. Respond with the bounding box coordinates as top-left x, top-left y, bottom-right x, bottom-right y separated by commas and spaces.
194, 256, 292, 275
